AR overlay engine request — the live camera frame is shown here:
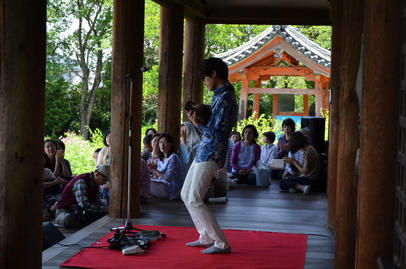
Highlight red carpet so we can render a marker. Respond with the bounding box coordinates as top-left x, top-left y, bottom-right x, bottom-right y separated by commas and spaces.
61, 225, 307, 269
